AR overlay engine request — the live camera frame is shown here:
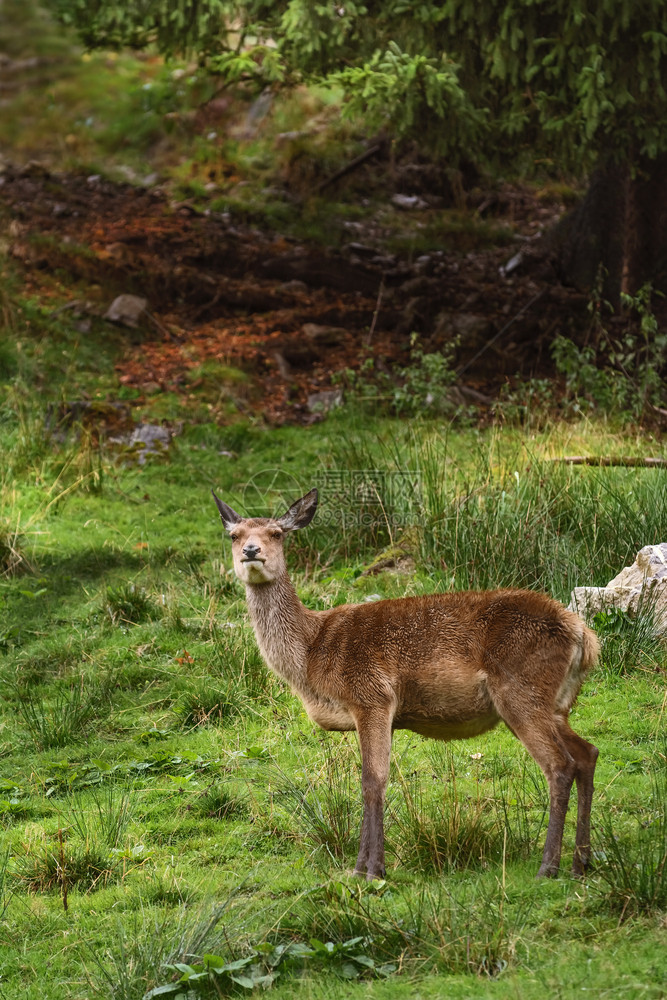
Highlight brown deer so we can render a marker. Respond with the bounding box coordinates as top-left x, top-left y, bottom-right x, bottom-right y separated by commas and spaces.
212, 487, 599, 880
